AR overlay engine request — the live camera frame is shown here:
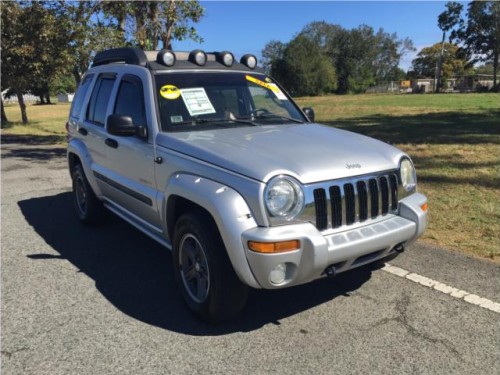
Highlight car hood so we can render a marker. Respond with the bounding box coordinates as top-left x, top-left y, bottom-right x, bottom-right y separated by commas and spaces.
156, 123, 405, 184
